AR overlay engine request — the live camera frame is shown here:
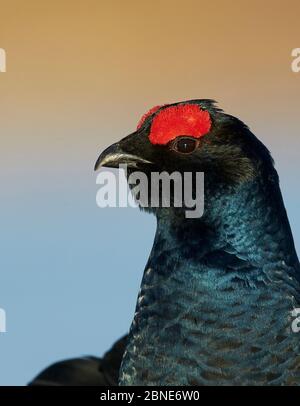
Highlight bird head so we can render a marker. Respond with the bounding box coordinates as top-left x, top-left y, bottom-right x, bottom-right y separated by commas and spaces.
95, 100, 276, 219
